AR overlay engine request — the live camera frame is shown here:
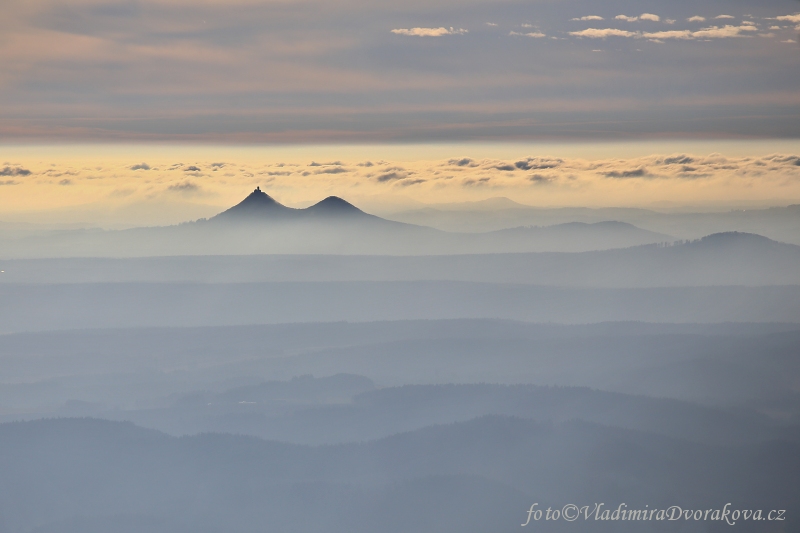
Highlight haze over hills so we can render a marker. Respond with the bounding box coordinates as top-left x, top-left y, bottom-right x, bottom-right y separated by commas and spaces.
4, 188, 800, 257
2, 231, 798, 286
1, 416, 797, 533
2, 193, 799, 533
0, 189, 679, 257
384, 201, 800, 245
